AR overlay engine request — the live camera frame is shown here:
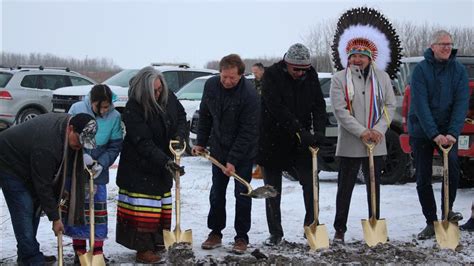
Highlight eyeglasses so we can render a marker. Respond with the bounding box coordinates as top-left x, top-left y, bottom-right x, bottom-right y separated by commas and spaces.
292, 67, 310, 72
435, 43, 453, 48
